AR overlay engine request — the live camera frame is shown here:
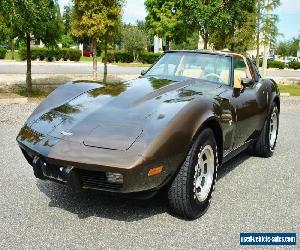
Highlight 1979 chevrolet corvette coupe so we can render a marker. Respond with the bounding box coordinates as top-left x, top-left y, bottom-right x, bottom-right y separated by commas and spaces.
17, 51, 280, 219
